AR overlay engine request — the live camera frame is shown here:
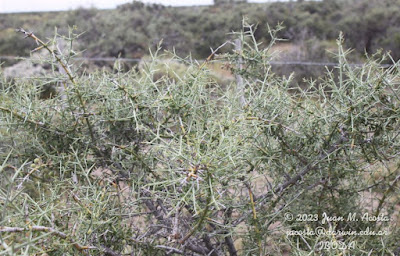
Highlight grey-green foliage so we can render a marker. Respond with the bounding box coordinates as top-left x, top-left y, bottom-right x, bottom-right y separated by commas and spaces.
0, 24, 400, 255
